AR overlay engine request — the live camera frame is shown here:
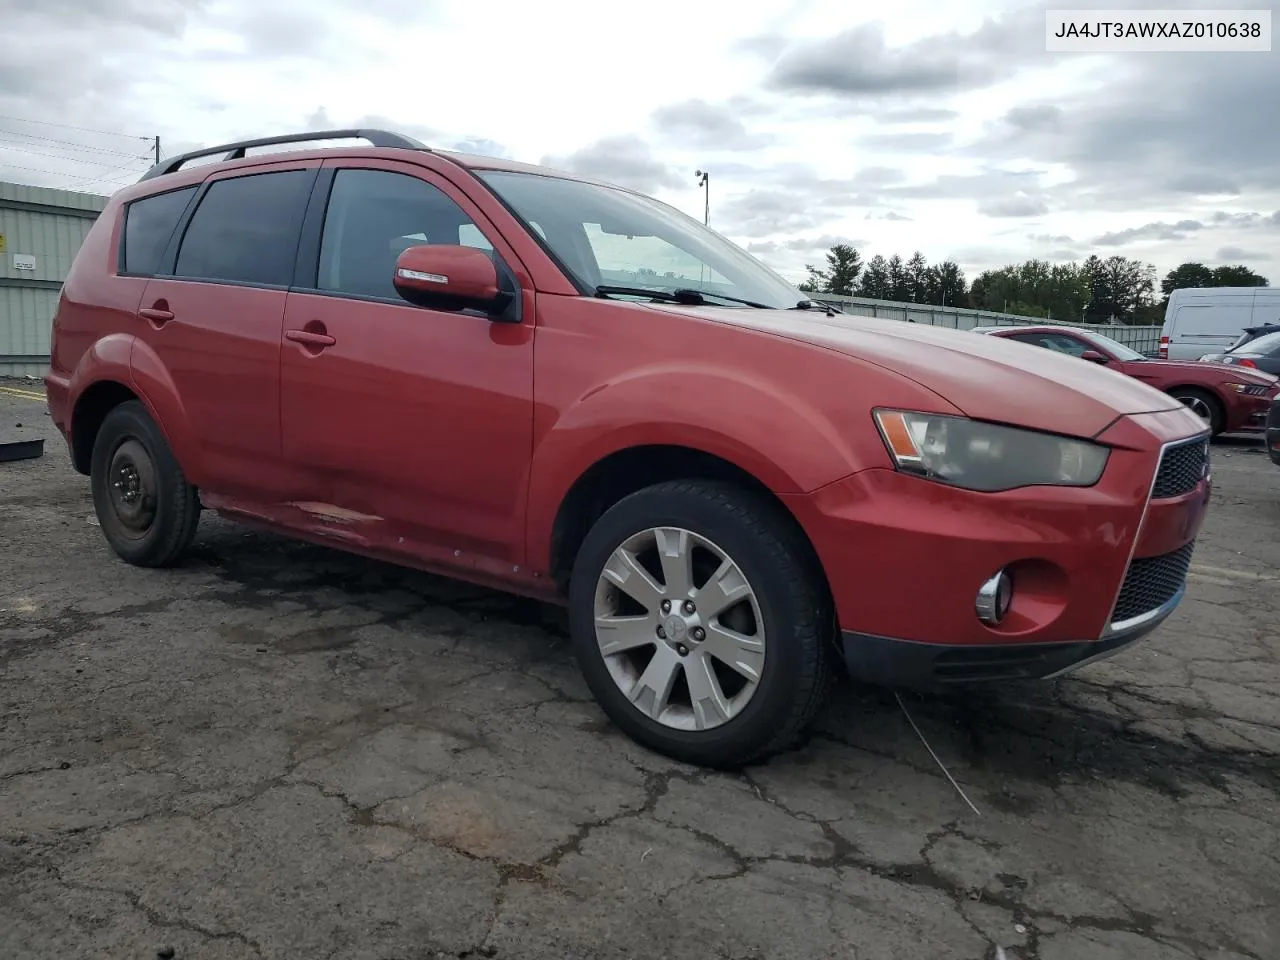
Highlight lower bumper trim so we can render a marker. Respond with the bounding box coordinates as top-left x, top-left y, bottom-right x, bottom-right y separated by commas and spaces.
841, 585, 1184, 690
